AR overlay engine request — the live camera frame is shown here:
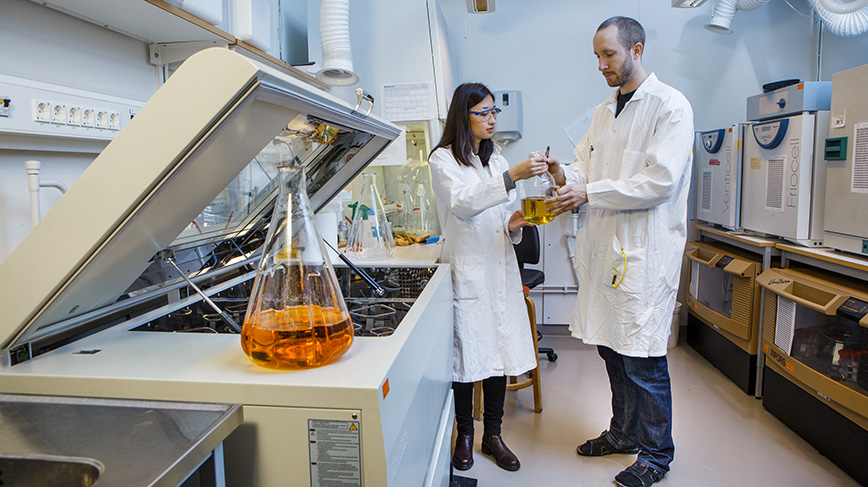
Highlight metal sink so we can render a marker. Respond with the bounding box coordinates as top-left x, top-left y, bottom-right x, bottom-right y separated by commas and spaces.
0, 453, 103, 487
